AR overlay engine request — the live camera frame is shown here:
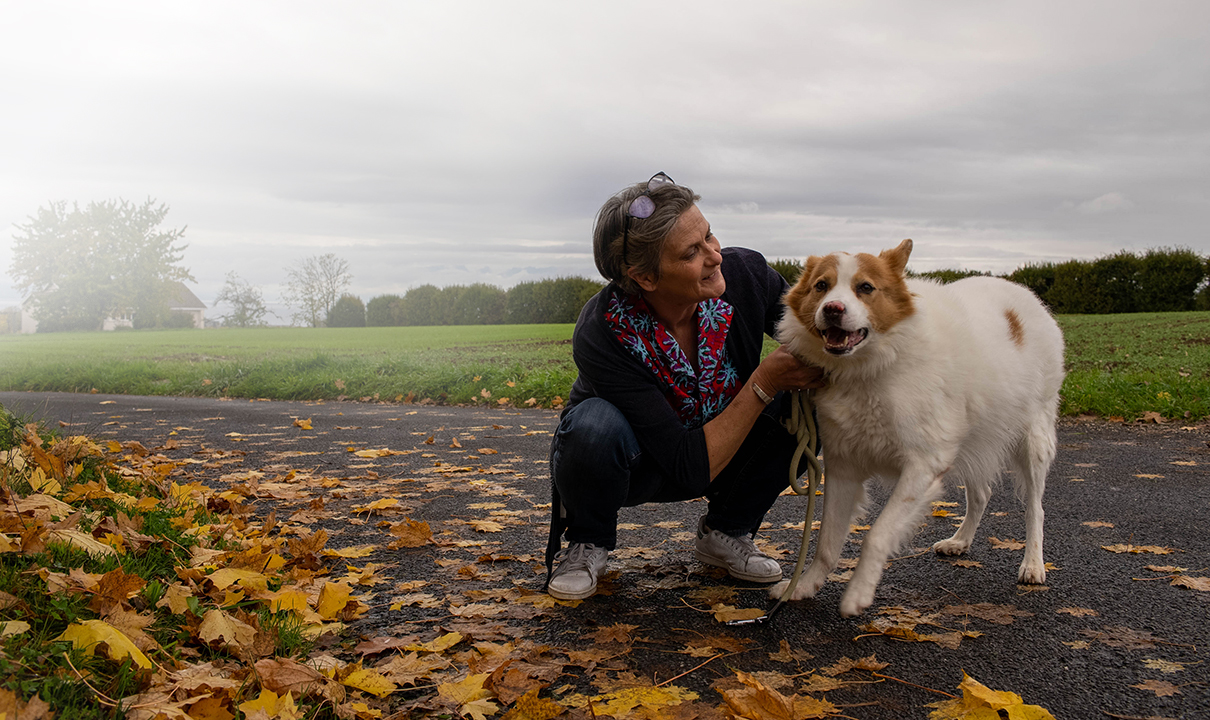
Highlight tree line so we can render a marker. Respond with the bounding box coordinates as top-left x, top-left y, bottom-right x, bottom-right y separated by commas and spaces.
321, 277, 604, 327
769, 248, 1210, 314
8, 197, 1209, 333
